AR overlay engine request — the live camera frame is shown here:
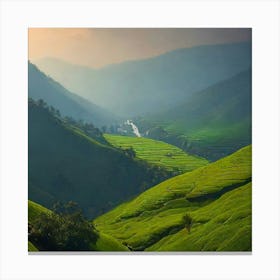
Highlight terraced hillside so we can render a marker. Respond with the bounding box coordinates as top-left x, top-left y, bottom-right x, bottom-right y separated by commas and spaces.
94, 145, 252, 251
104, 134, 208, 173
28, 200, 128, 252
137, 69, 251, 161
